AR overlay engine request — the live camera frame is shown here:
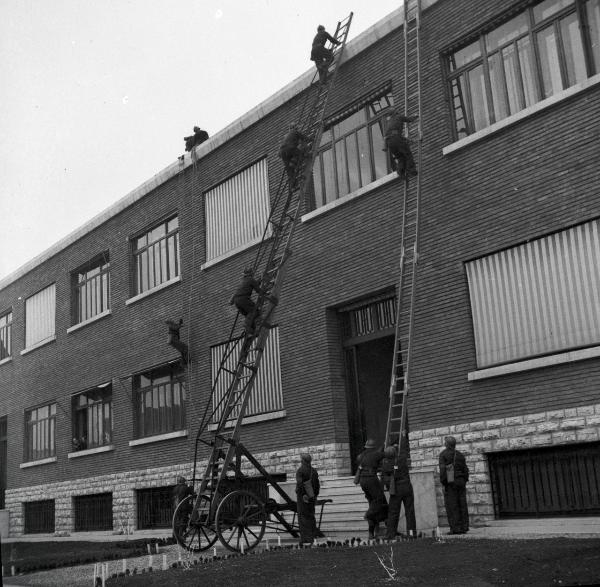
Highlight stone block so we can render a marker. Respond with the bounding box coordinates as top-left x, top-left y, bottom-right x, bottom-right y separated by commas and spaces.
524, 412, 546, 424
463, 431, 483, 442
485, 418, 504, 428
531, 434, 553, 446
576, 405, 595, 416
586, 415, 600, 426
551, 431, 577, 443
547, 409, 565, 420
560, 418, 586, 430
537, 421, 560, 433
504, 416, 524, 426
576, 430, 599, 442
469, 421, 486, 431
508, 437, 532, 449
